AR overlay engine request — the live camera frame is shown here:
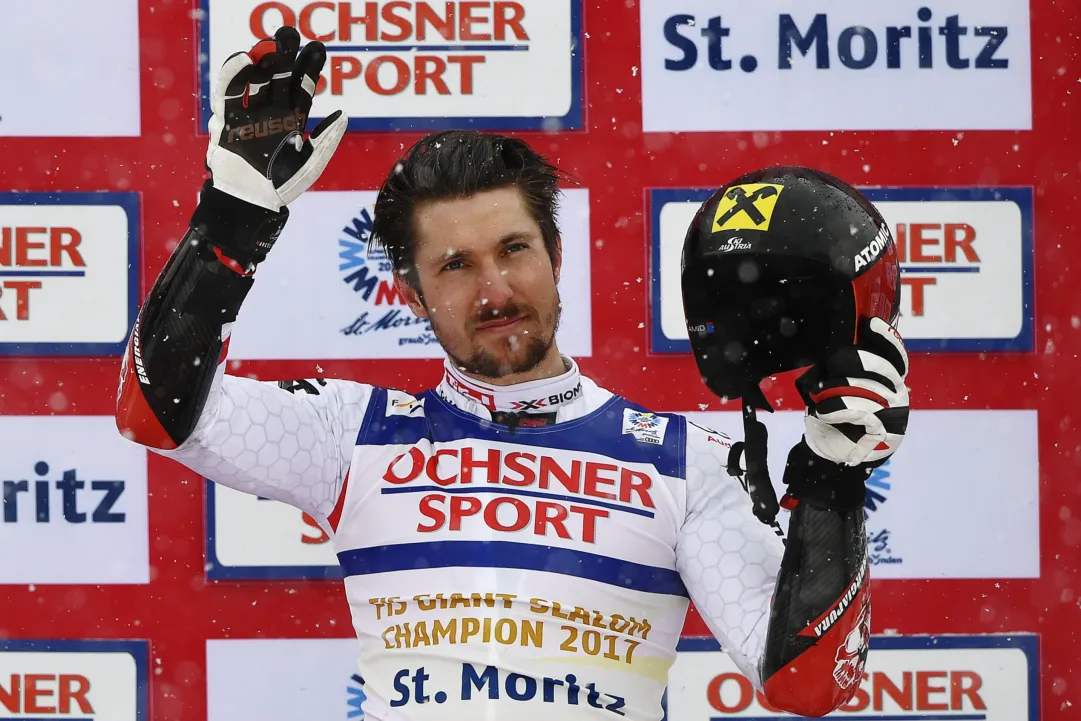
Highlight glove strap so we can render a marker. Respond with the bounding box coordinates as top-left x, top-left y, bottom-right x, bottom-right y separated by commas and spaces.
781, 439, 870, 513
189, 180, 289, 271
